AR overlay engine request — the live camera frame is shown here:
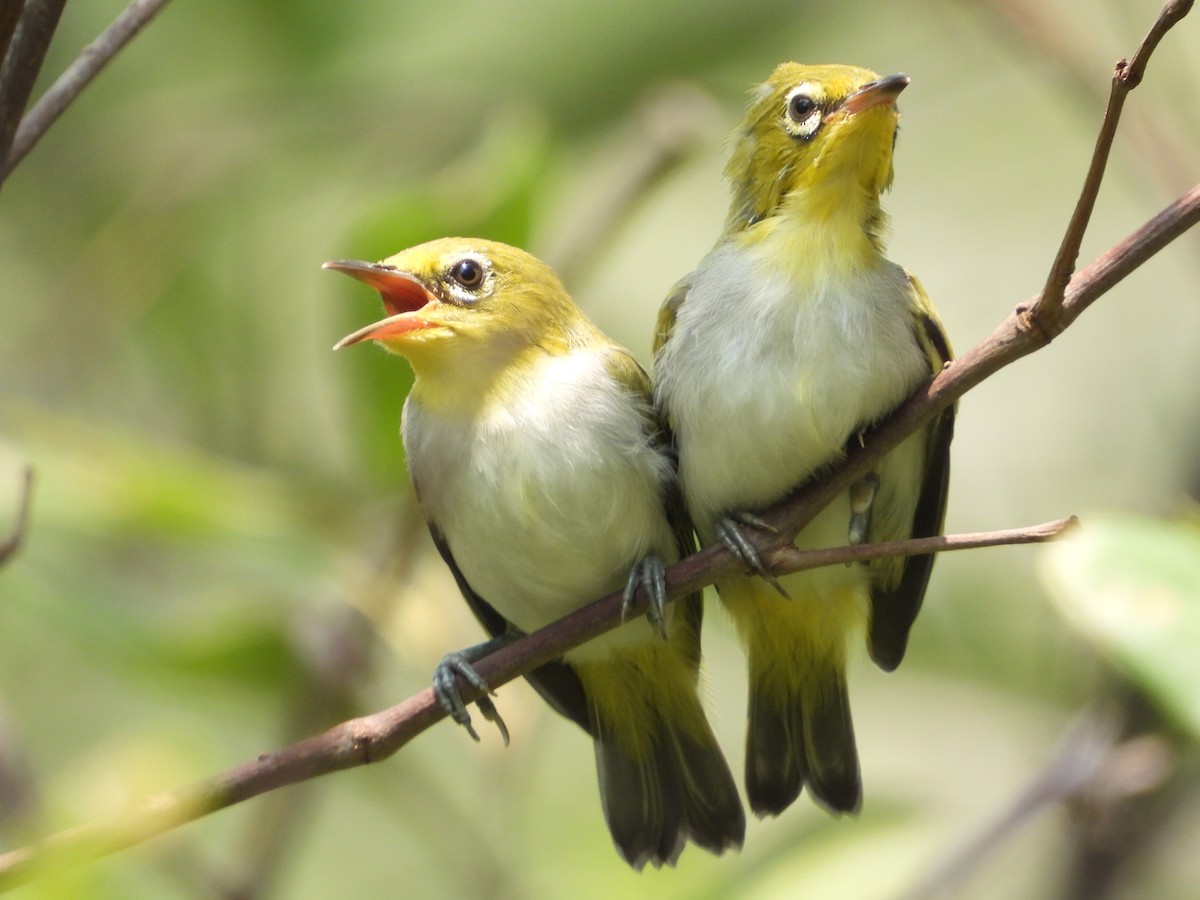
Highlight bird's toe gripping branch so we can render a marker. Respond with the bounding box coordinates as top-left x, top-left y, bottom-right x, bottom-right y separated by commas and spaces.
715, 512, 790, 598
847, 472, 880, 546
432, 636, 516, 745
622, 553, 669, 641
